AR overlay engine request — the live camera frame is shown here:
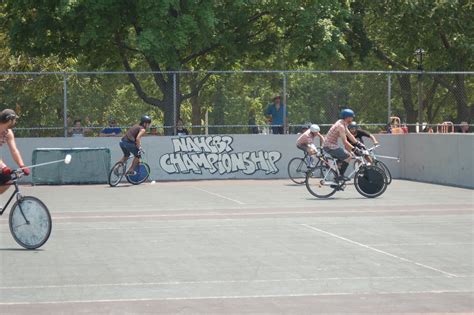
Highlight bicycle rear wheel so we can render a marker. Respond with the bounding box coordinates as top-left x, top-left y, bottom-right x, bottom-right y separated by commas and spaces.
9, 196, 52, 249
126, 162, 151, 185
374, 160, 392, 184
108, 162, 125, 187
287, 157, 309, 184
305, 165, 339, 198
